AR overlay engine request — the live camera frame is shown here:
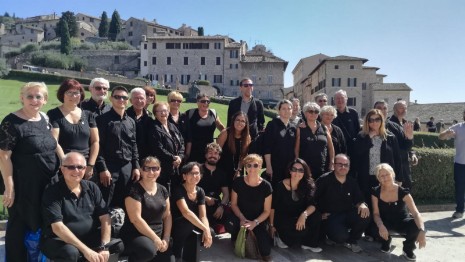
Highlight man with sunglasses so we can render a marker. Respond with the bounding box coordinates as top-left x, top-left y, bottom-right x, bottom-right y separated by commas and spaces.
227, 78, 265, 139
41, 152, 123, 262
315, 154, 370, 253
80, 78, 112, 116
96, 86, 140, 209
